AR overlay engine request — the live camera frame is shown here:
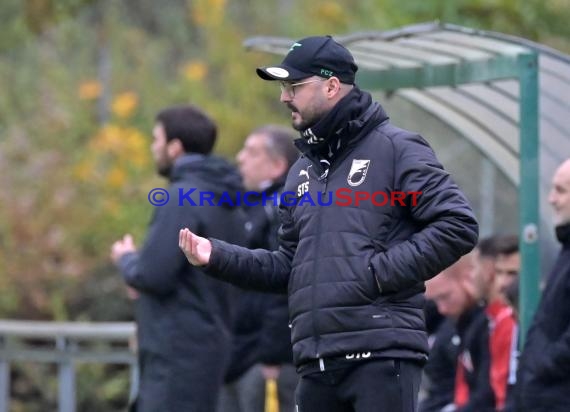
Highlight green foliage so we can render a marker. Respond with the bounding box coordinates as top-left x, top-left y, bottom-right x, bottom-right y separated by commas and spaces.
76, 363, 131, 412
375, 0, 570, 52
10, 363, 57, 411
